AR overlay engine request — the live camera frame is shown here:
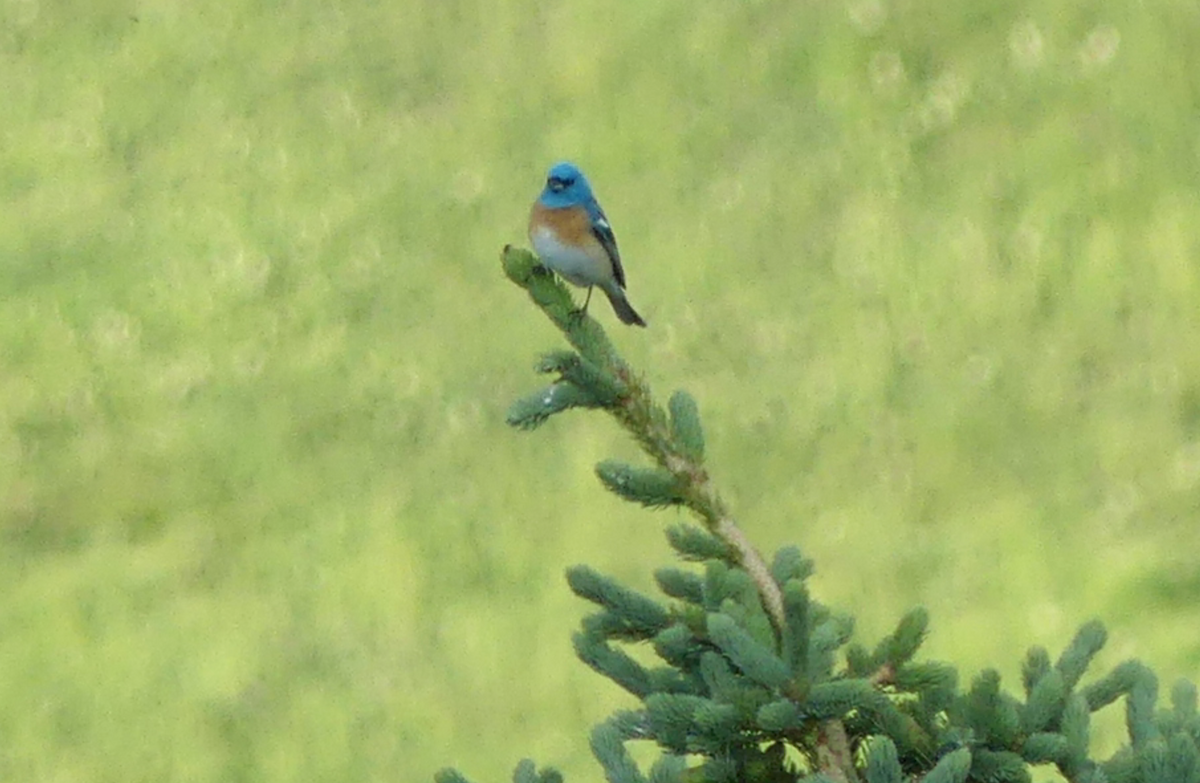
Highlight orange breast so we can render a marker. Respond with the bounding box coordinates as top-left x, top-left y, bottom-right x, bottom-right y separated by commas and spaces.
529, 202, 594, 246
